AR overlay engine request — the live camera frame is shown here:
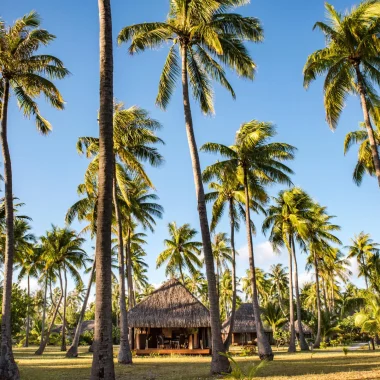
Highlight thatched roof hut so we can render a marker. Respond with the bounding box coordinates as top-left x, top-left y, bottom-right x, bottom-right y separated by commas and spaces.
222, 303, 271, 333
128, 278, 211, 328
